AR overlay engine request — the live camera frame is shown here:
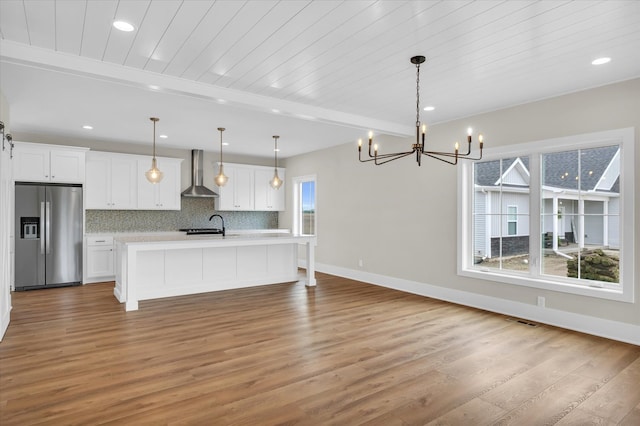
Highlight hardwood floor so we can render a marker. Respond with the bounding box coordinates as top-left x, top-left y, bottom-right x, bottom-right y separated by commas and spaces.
1, 273, 639, 425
